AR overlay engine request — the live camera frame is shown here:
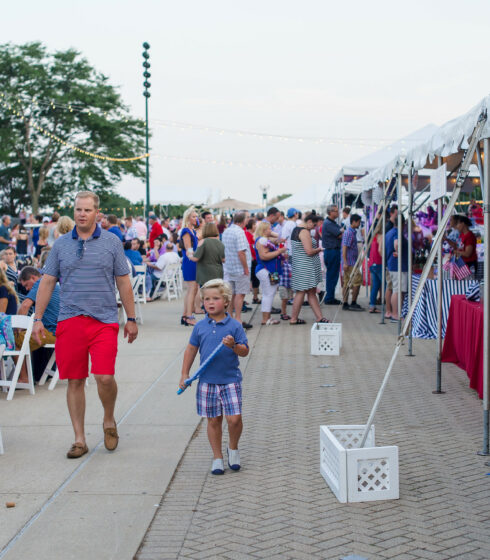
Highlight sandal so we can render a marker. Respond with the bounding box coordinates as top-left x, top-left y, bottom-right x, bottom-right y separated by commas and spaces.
290, 318, 307, 325
280, 314, 291, 321
252, 298, 261, 304
183, 316, 196, 326
317, 318, 331, 323
369, 308, 380, 314
261, 319, 280, 325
